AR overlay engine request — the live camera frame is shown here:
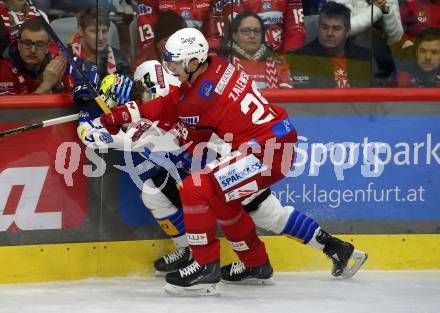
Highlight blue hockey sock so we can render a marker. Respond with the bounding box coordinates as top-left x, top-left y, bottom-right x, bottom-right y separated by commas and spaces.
156, 208, 185, 238
281, 210, 319, 244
